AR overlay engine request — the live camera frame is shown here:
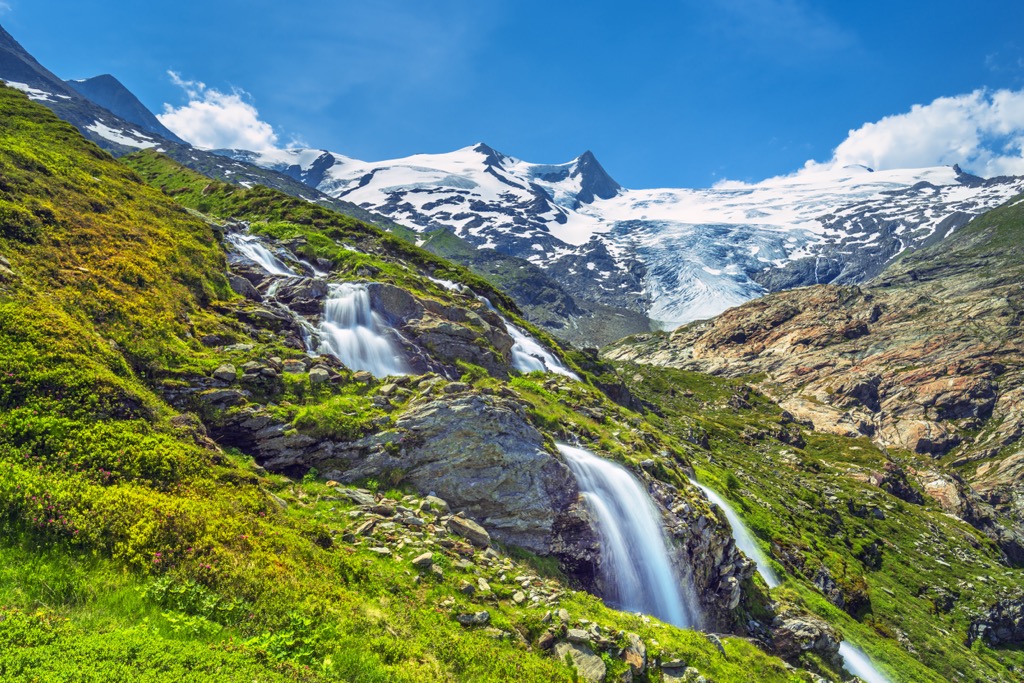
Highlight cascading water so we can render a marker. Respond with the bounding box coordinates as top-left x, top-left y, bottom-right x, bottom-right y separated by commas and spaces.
558, 443, 700, 628
317, 283, 408, 379
839, 643, 891, 683
694, 478, 892, 683
690, 480, 779, 588
476, 297, 579, 380
226, 232, 298, 277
